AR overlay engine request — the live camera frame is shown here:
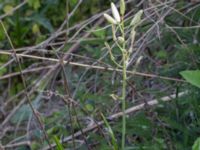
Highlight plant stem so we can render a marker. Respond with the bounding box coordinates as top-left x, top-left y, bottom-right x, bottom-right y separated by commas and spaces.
121, 19, 127, 150
122, 53, 127, 150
